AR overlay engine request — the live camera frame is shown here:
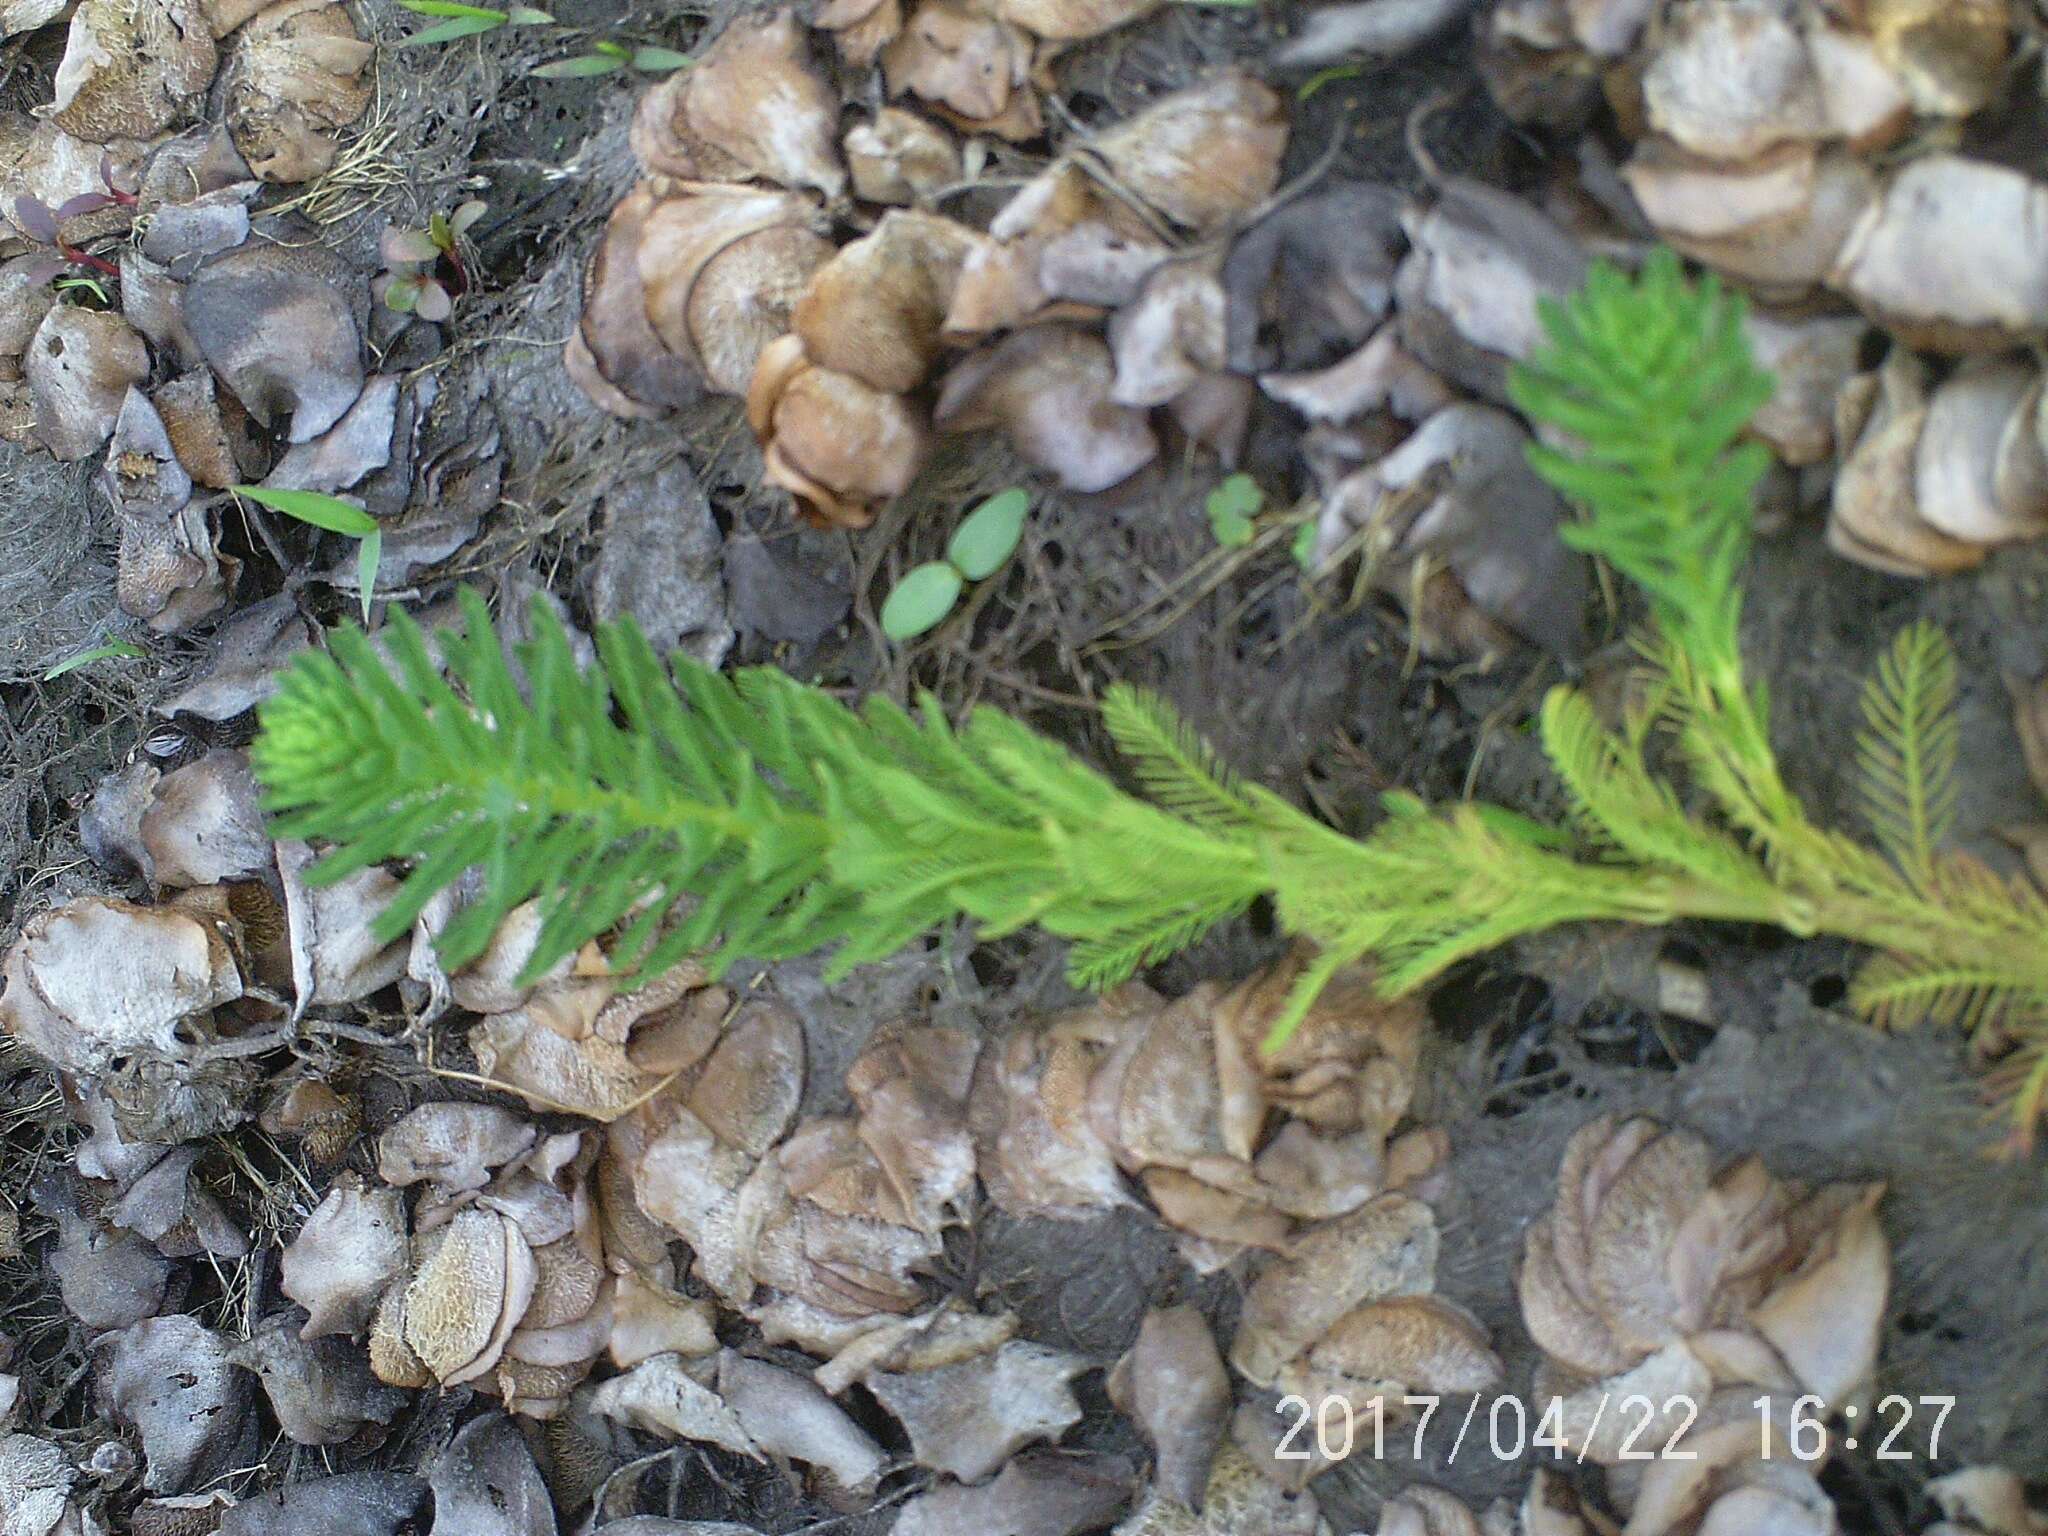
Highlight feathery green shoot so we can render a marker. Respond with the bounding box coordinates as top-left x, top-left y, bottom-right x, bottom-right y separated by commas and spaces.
251, 252, 2048, 1144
